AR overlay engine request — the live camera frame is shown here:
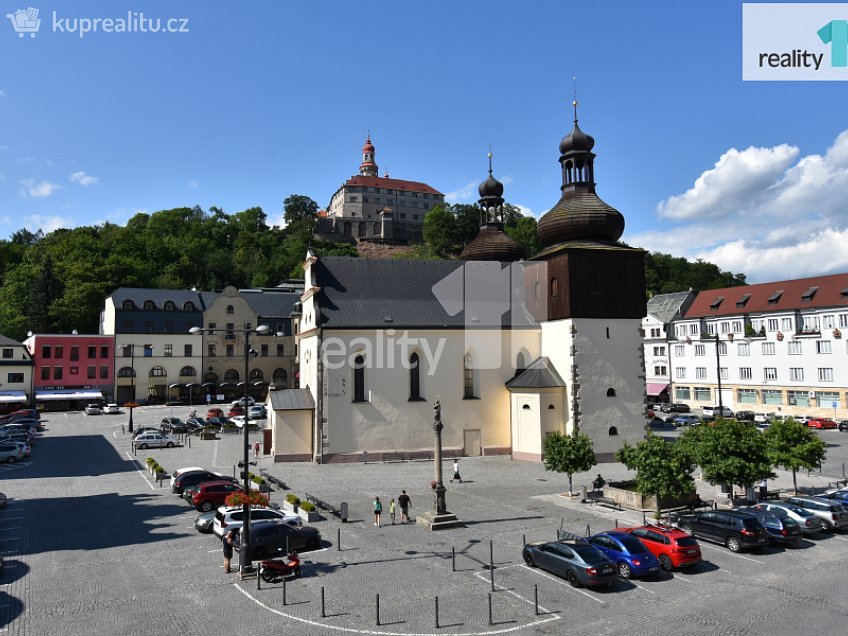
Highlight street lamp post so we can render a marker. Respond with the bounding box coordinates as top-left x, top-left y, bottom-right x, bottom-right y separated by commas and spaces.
124, 344, 136, 433
190, 323, 269, 577
714, 334, 724, 417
